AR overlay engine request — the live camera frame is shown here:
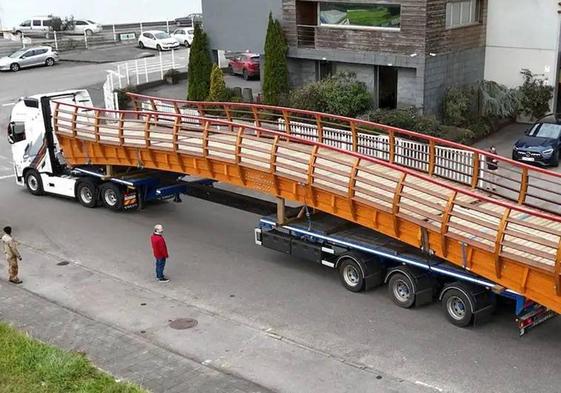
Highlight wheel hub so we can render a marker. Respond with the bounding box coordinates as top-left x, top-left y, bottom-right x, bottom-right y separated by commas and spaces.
394, 280, 410, 301
447, 296, 466, 320
80, 187, 93, 203
343, 265, 359, 286
28, 176, 38, 191
104, 189, 117, 206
